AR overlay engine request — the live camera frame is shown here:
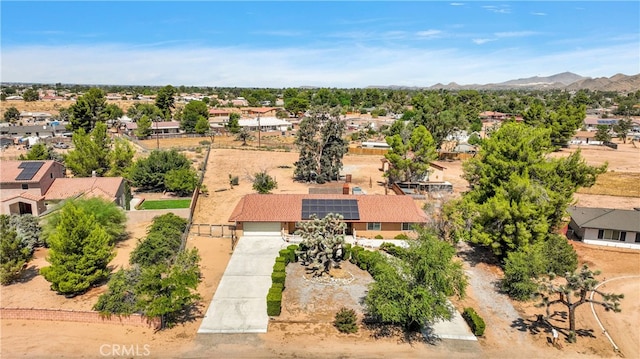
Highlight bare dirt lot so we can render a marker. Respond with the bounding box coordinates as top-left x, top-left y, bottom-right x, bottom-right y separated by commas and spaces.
2, 137, 639, 358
